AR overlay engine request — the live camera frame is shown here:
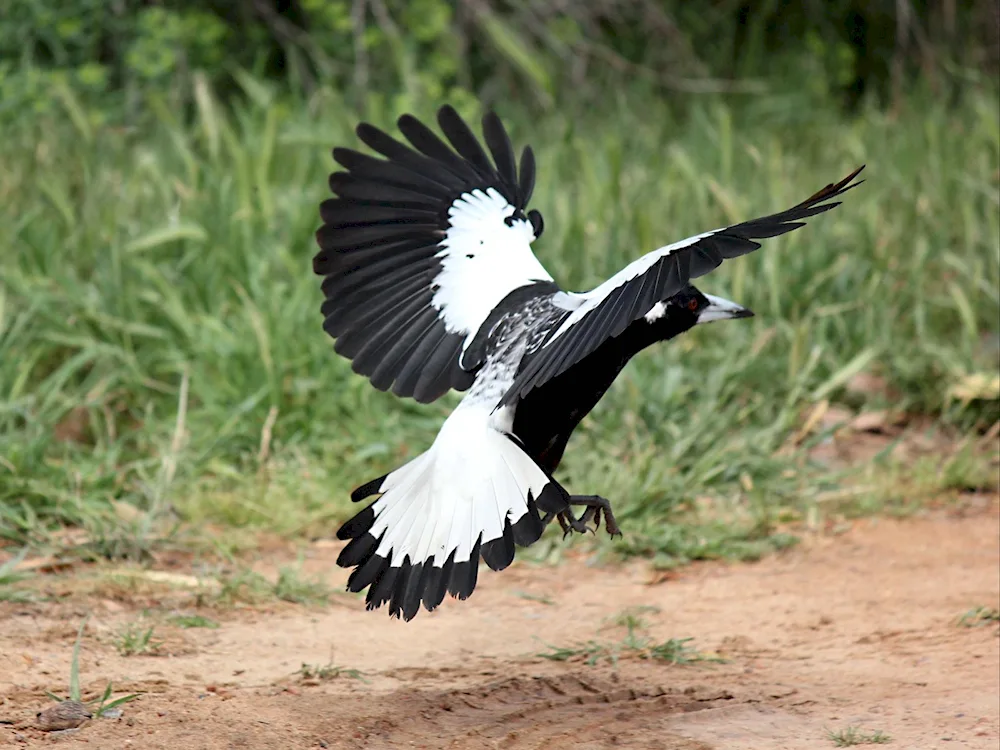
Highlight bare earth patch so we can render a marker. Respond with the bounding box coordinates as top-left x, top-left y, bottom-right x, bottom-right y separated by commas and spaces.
1, 504, 998, 750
